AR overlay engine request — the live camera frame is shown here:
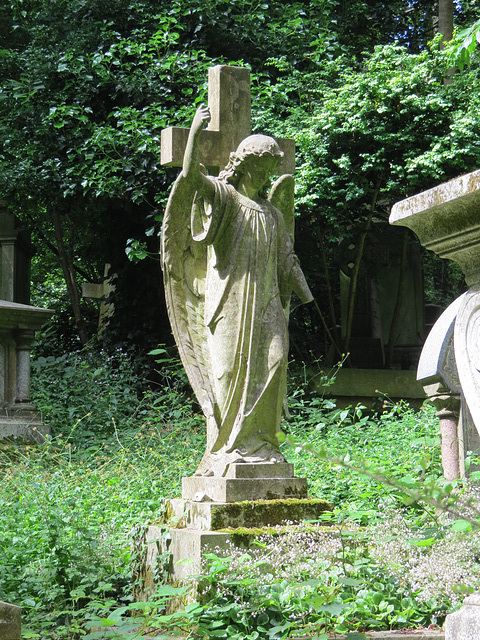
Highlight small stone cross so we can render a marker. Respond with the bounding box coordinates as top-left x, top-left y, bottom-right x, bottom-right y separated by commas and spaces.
161, 65, 295, 175
82, 263, 116, 335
